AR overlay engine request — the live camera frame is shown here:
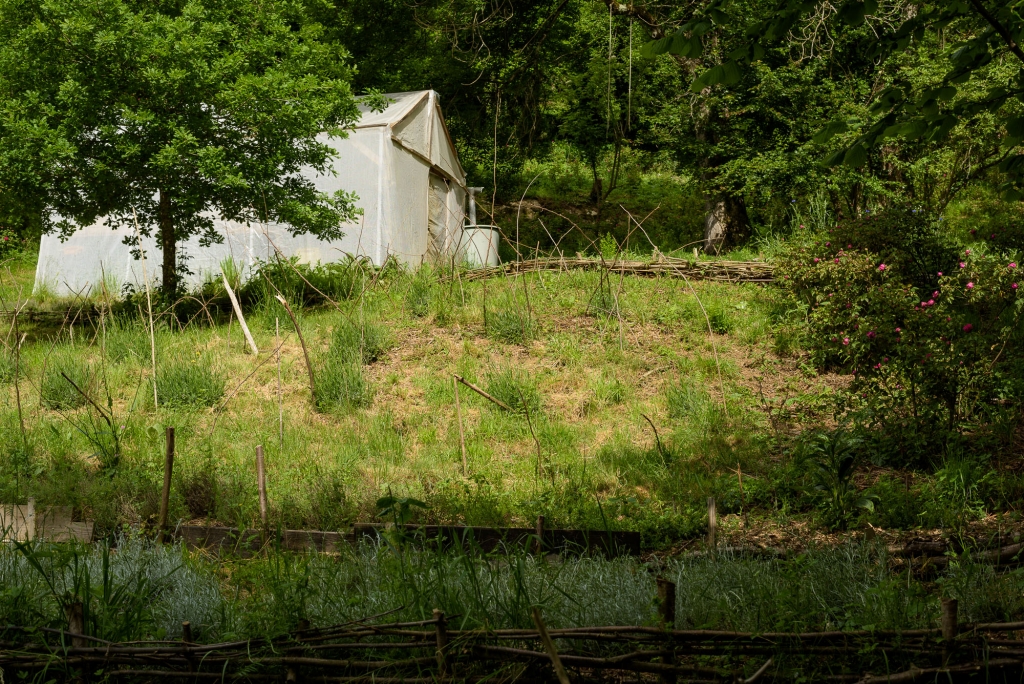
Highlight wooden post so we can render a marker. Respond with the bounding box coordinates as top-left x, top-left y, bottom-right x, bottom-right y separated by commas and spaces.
157, 427, 174, 543
531, 606, 571, 684
181, 621, 195, 673
535, 514, 545, 556
941, 597, 958, 665
433, 609, 450, 679
256, 445, 268, 532
707, 497, 717, 551
286, 618, 309, 682
454, 376, 467, 476
657, 577, 677, 684
66, 601, 85, 648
